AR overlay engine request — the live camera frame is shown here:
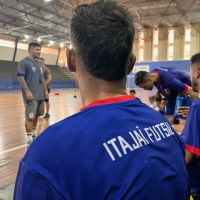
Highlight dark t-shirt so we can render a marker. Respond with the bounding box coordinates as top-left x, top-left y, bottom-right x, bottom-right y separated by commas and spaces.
17, 57, 45, 101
